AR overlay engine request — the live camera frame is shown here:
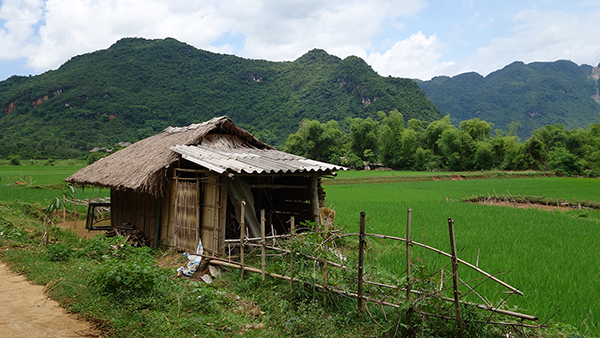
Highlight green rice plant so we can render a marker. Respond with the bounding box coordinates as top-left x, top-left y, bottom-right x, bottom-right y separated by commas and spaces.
324, 177, 600, 336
